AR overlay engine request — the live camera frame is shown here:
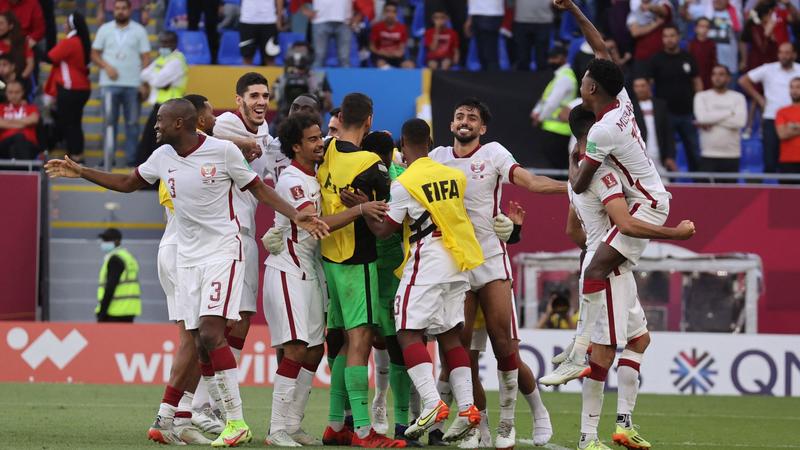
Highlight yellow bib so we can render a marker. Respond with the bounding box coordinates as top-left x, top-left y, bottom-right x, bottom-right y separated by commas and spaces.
317, 138, 382, 262
395, 157, 483, 278
158, 181, 174, 212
